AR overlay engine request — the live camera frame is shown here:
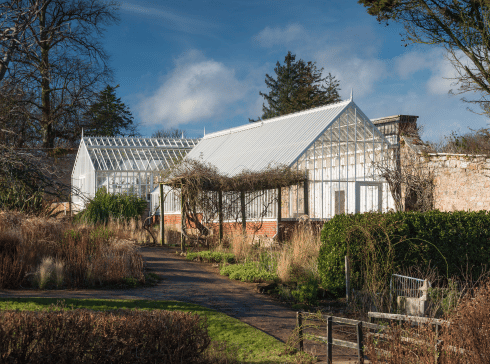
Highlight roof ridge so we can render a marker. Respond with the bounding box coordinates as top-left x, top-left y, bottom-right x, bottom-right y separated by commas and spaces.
83, 136, 200, 142
204, 99, 351, 140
